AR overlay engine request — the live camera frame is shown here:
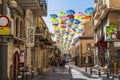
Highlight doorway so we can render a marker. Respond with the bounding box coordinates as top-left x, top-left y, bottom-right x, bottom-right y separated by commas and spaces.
13, 51, 20, 80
